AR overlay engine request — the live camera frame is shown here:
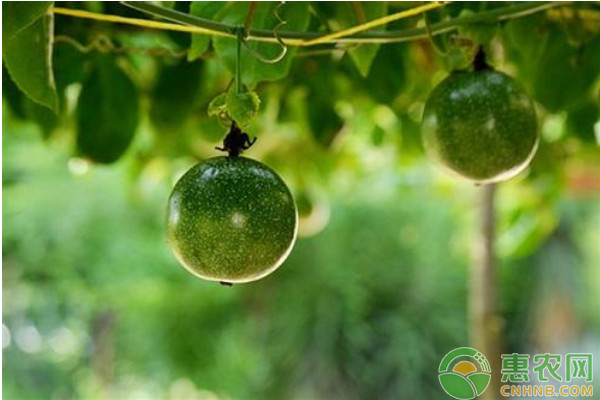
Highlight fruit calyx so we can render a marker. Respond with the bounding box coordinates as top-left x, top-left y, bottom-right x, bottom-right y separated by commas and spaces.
215, 120, 257, 157
473, 47, 491, 72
